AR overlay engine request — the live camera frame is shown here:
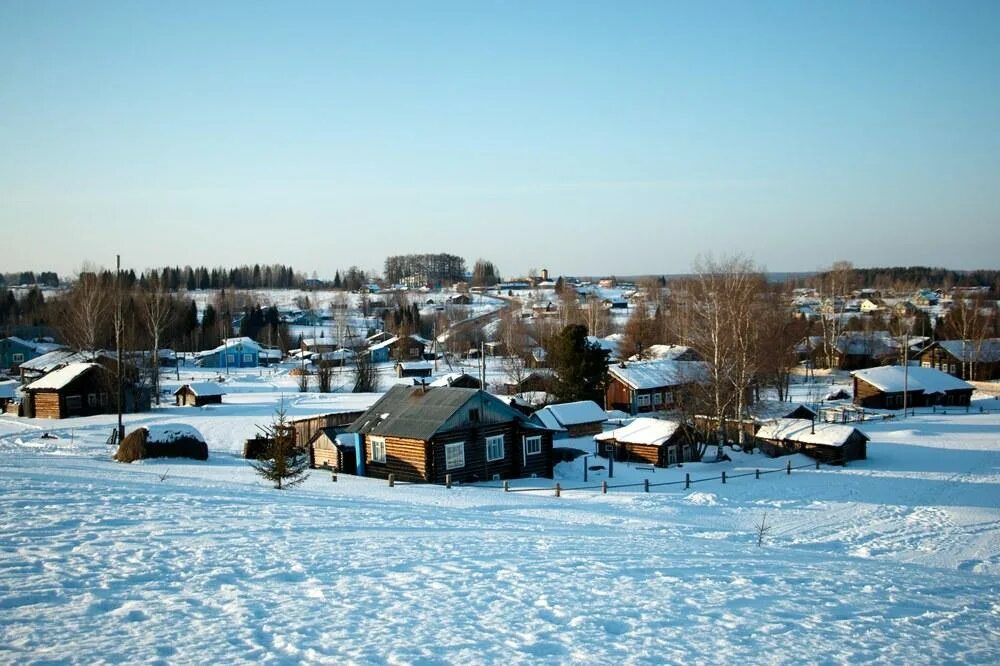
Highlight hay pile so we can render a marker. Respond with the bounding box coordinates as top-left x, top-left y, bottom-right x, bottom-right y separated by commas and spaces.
115, 424, 209, 463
